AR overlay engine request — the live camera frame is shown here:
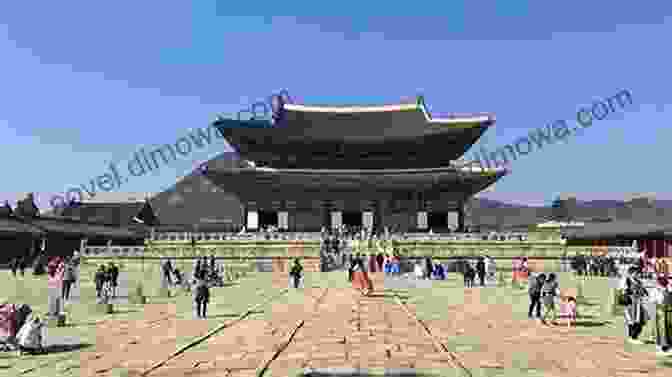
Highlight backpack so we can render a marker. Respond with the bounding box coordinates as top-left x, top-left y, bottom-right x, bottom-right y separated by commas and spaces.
16, 315, 43, 350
